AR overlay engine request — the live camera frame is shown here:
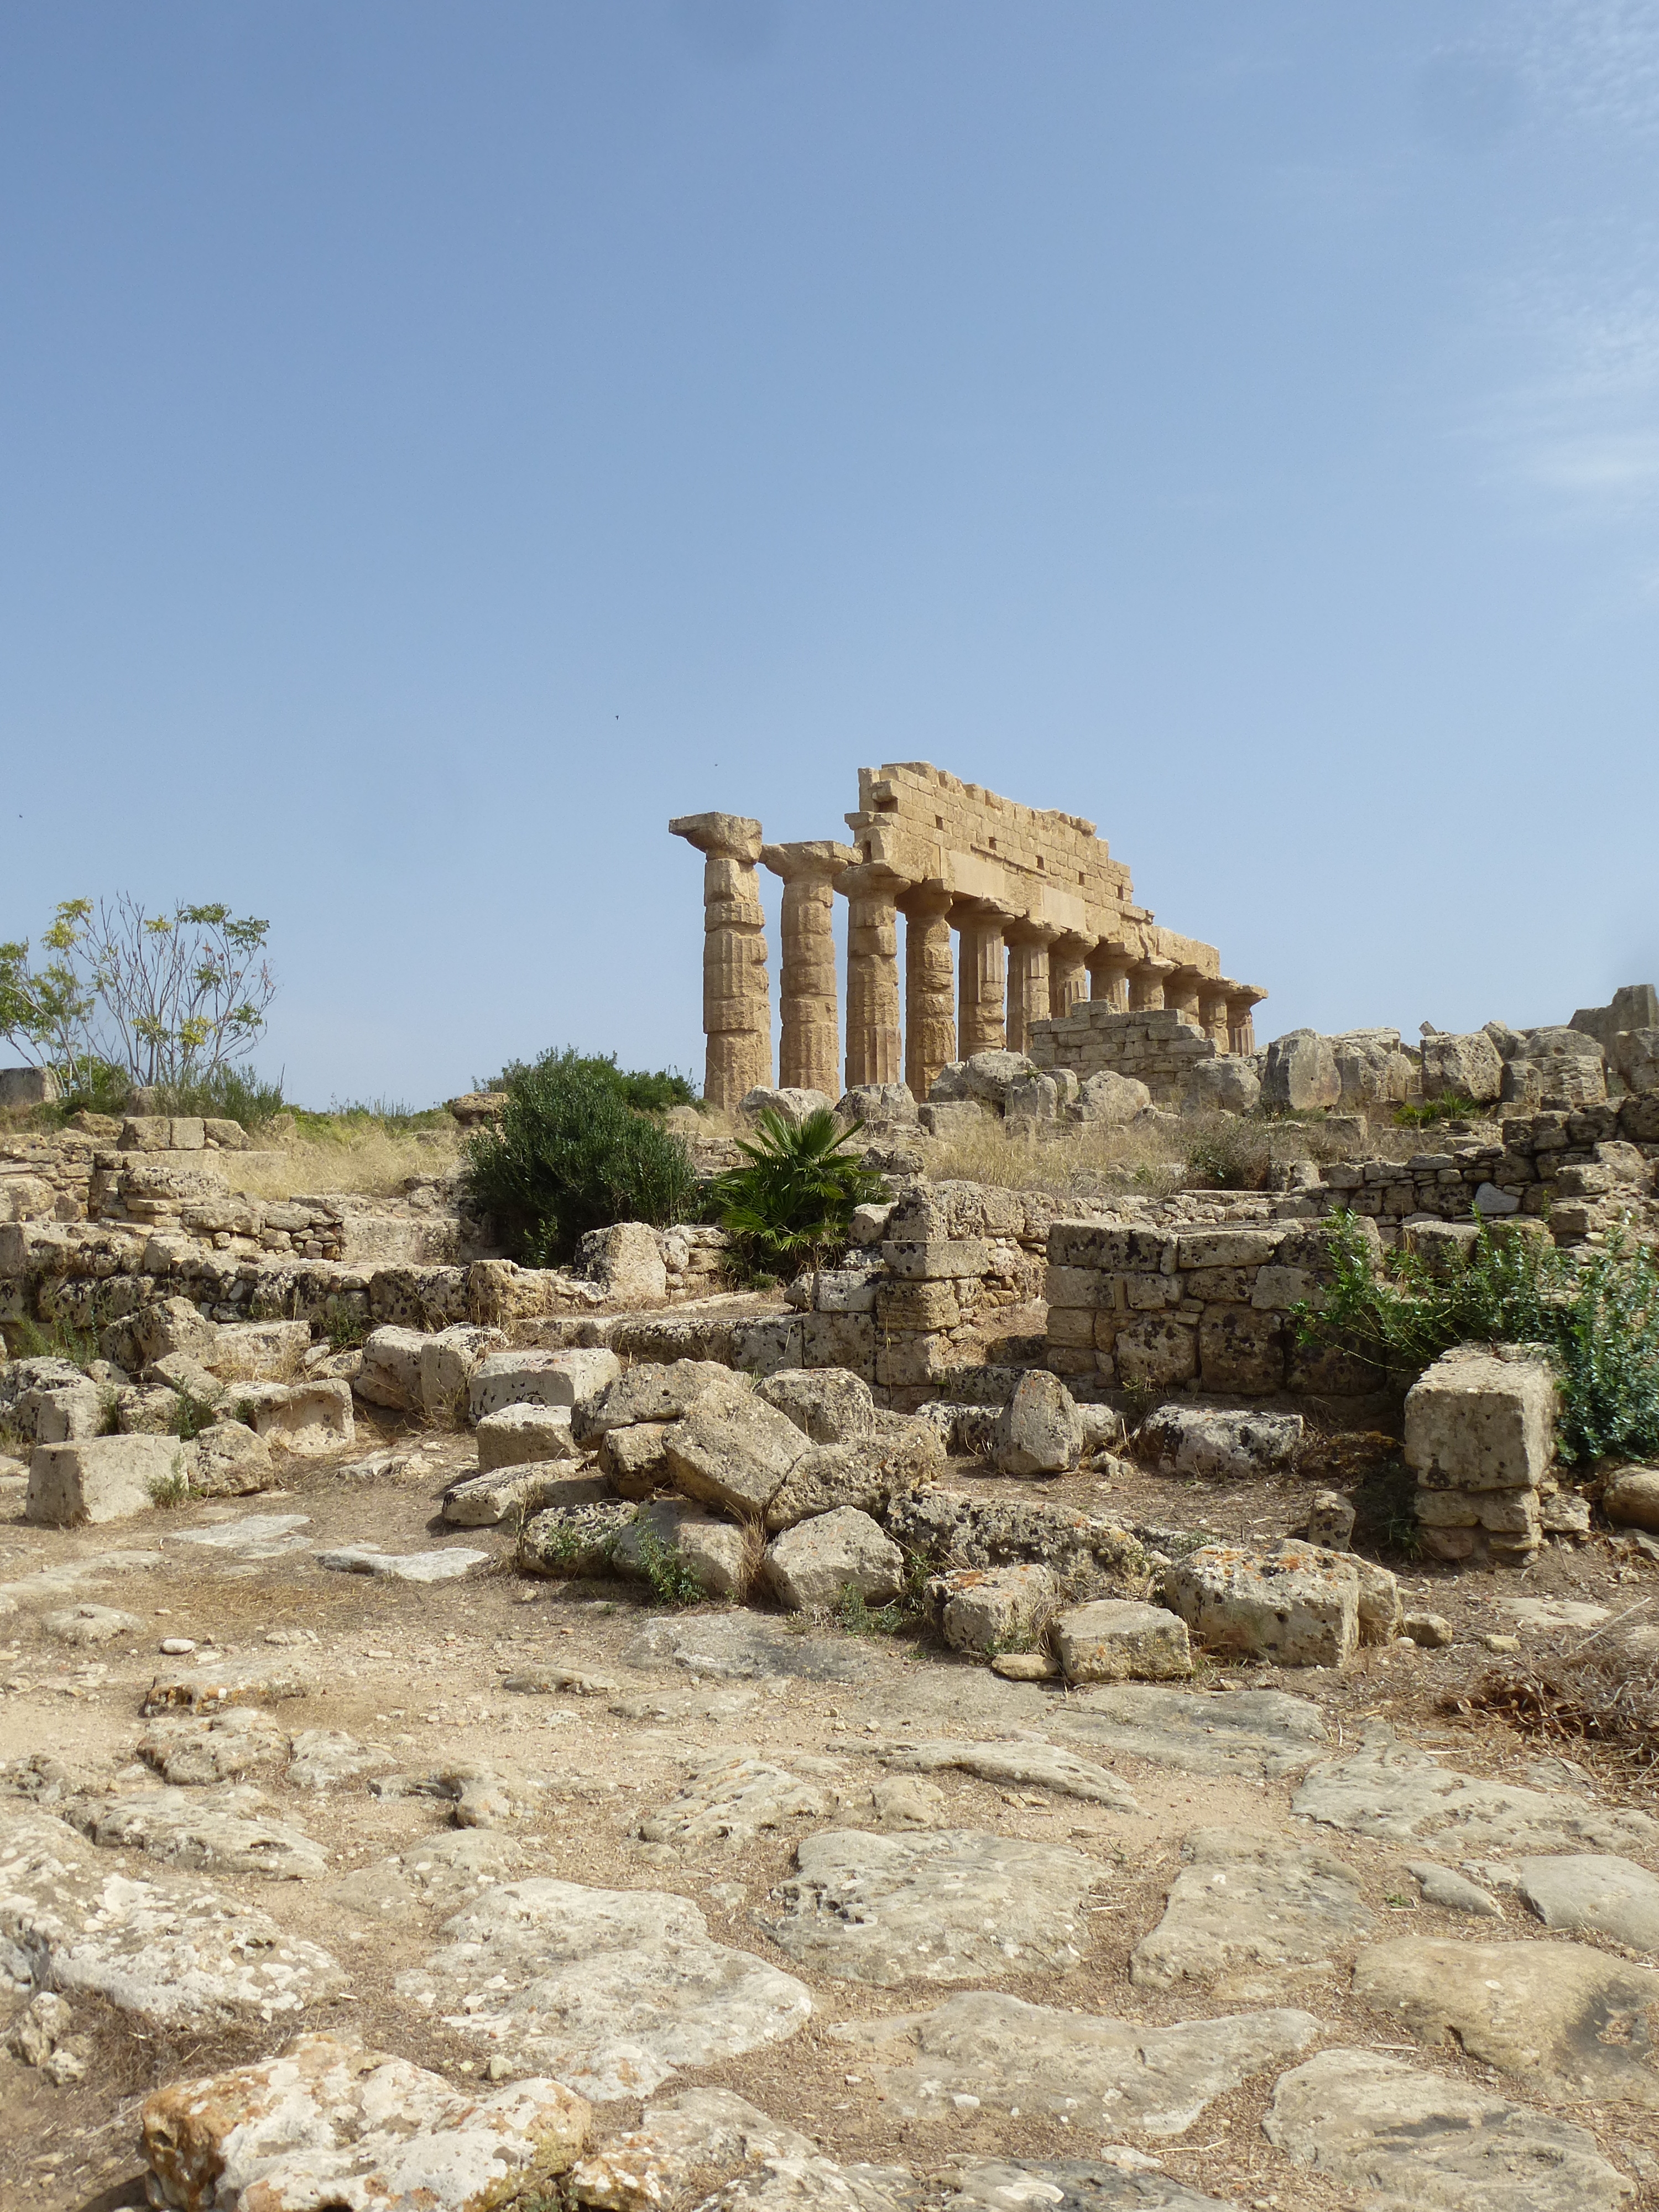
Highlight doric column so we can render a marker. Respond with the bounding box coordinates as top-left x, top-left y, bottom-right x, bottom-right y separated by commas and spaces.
839, 860, 907, 1089
954, 904, 1008, 1056
900, 881, 956, 1101
1086, 940, 1135, 1010
1167, 964, 1207, 1028
1199, 982, 1233, 1051
1050, 935, 1090, 1018
1129, 955, 1176, 1012
670, 812, 772, 1111
760, 839, 857, 1096
1005, 921, 1059, 1055
1226, 983, 1269, 1056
